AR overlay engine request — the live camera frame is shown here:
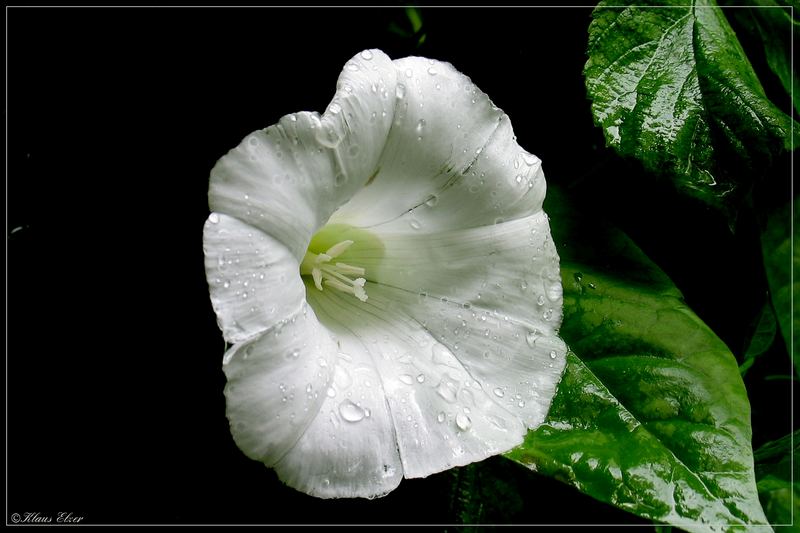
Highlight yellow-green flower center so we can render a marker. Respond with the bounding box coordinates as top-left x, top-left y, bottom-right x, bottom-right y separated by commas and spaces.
299, 224, 384, 302
300, 240, 369, 301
